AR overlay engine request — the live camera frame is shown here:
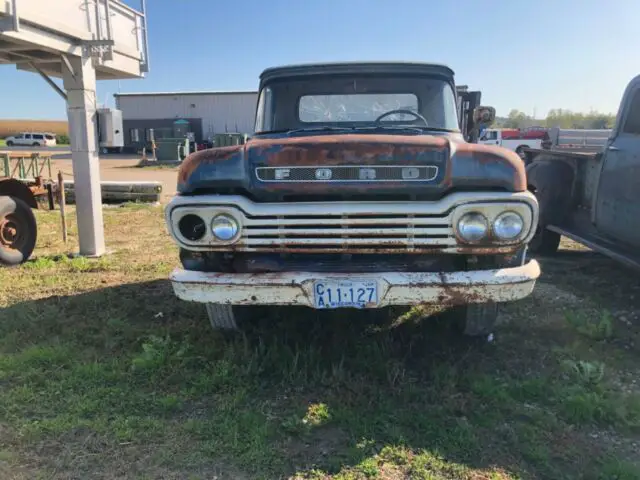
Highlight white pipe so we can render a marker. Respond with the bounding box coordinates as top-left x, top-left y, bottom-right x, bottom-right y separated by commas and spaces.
104, 0, 113, 41
11, 0, 19, 30
139, 0, 150, 72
